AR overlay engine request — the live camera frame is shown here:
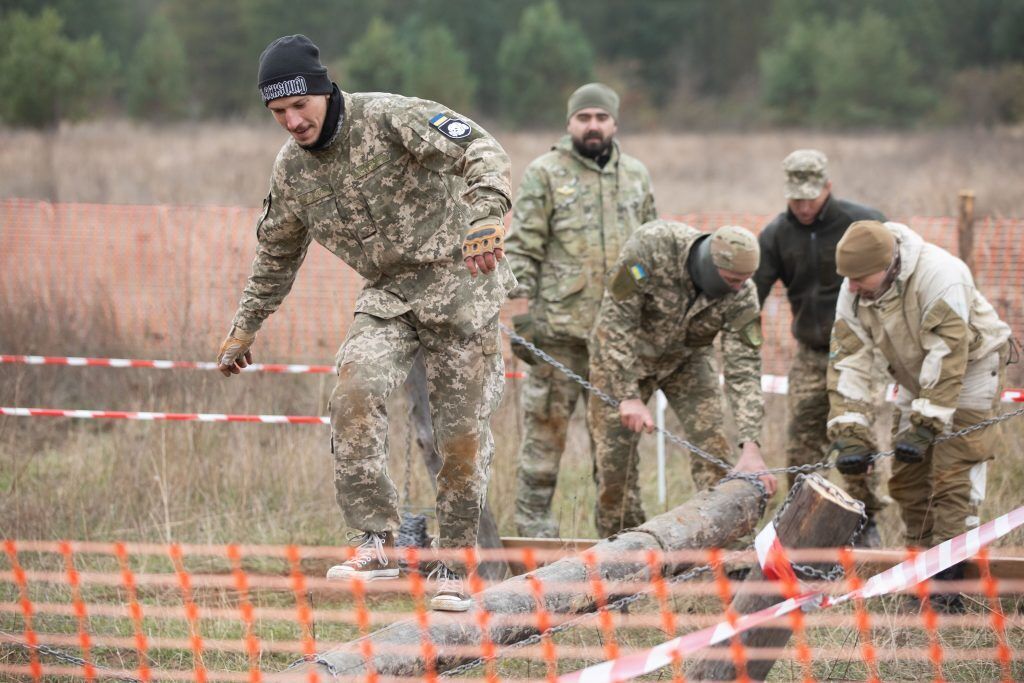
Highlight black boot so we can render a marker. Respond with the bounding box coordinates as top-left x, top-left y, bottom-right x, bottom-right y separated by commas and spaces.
929, 562, 966, 614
